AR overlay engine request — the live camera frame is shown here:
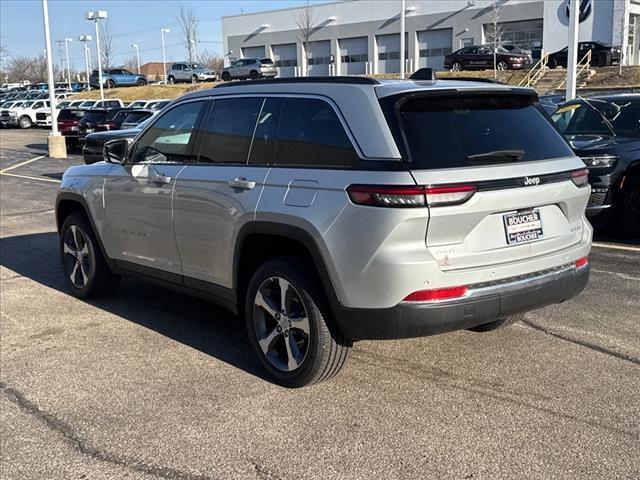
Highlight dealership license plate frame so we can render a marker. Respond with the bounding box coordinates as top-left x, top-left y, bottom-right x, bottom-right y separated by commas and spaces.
503, 208, 544, 245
